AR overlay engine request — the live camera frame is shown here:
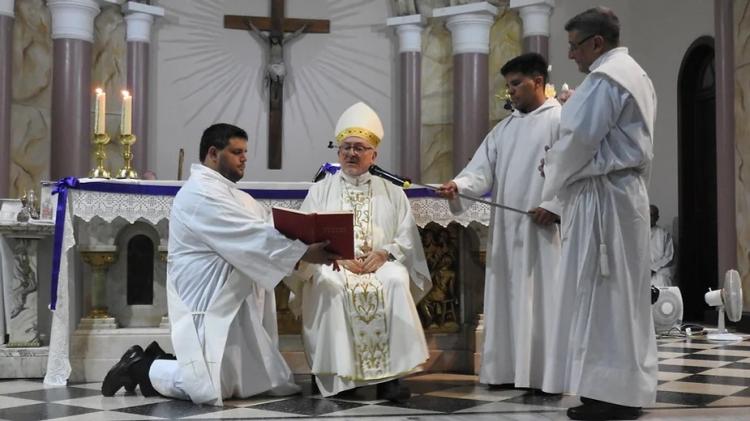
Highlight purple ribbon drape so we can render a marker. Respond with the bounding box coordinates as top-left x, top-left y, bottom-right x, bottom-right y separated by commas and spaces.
49, 177, 79, 310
